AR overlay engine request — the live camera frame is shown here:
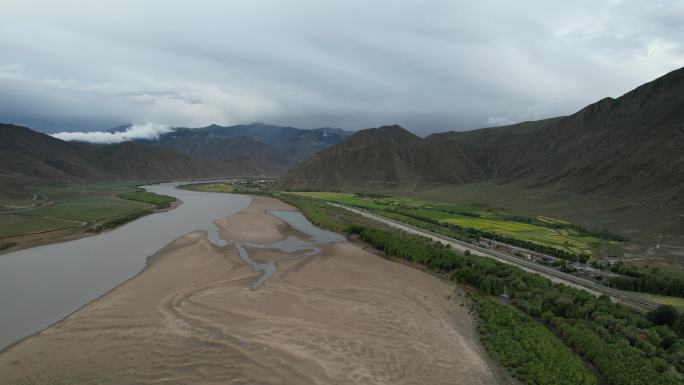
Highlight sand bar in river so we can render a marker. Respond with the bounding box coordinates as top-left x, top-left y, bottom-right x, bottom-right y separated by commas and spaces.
0, 196, 512, 385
